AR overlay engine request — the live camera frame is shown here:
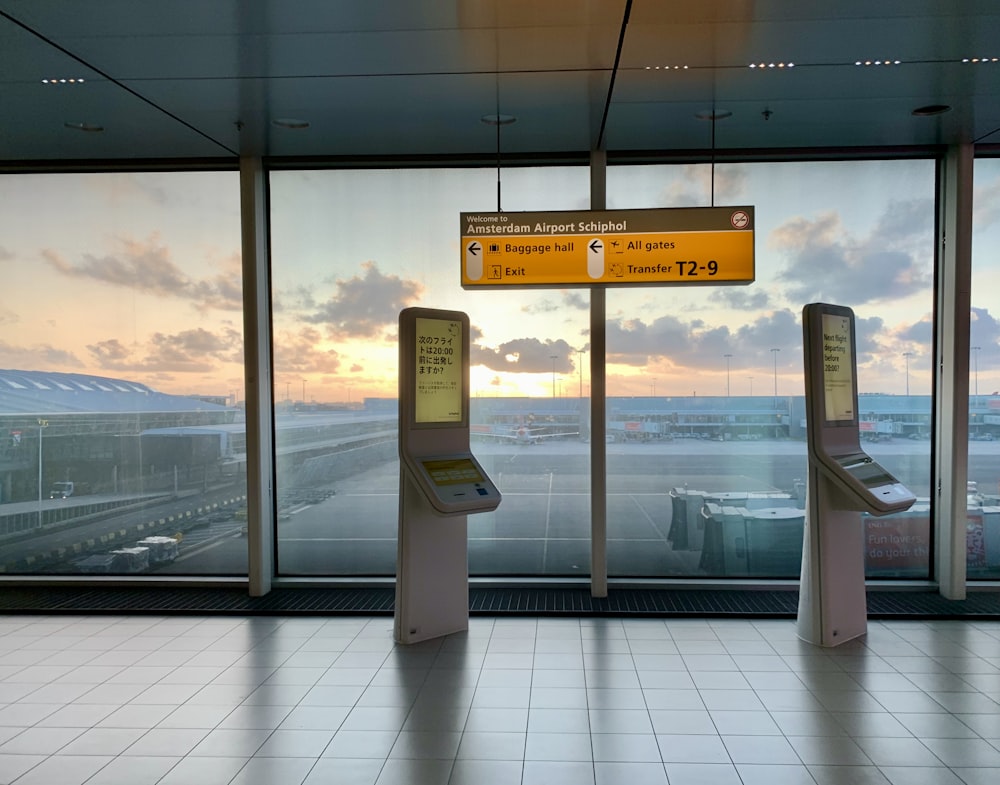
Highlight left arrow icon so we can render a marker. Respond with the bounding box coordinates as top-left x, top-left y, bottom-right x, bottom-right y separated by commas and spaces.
466, 241, 484, 281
